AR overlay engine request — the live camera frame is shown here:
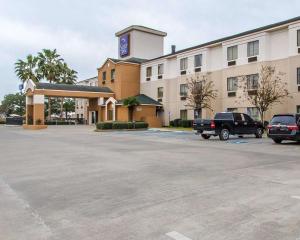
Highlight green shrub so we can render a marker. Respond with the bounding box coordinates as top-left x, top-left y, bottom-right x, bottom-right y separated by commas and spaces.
96, 121, 148, 130
127, 122, 134, 129
96, 122, 113, 130
134, 122, 149, 129
169, 120, 174, 127
173, 119, 181, 127
112, 122, 129, 129
181, 120, 193, 128
45, 120, 75, 125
